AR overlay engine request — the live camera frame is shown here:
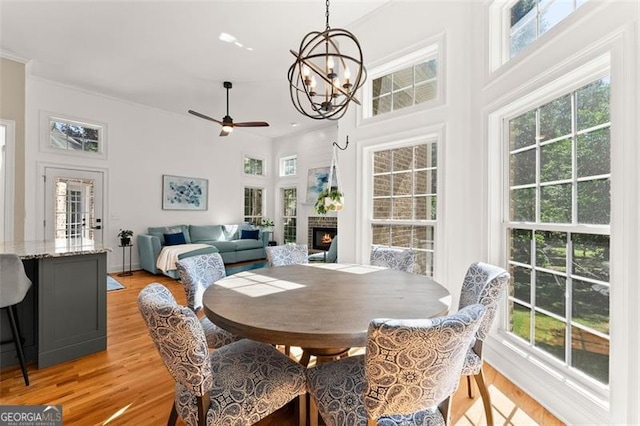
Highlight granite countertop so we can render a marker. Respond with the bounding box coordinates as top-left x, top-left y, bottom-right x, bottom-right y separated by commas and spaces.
0, 240, 112, 259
